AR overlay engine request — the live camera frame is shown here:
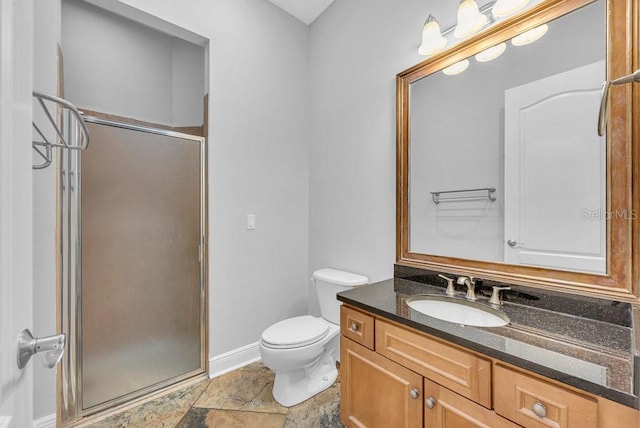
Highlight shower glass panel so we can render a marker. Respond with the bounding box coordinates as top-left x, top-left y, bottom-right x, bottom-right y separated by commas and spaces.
80, 120, 205, 411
